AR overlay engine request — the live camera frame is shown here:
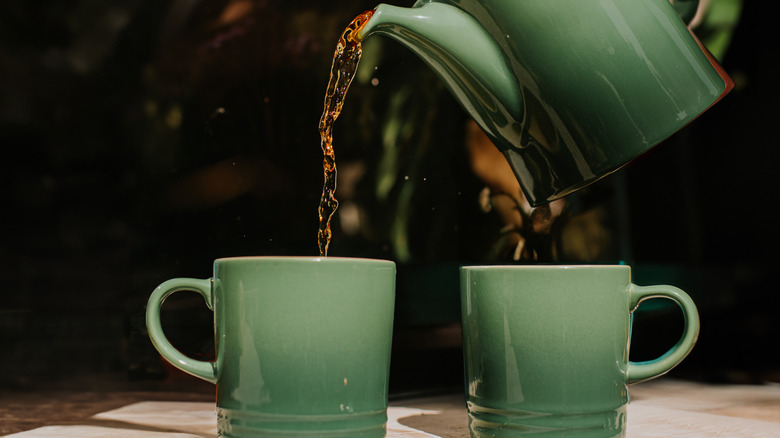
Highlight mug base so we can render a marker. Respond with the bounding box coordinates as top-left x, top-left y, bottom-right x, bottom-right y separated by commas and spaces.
217, 407, 387, 437
468, 404, 625, 438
